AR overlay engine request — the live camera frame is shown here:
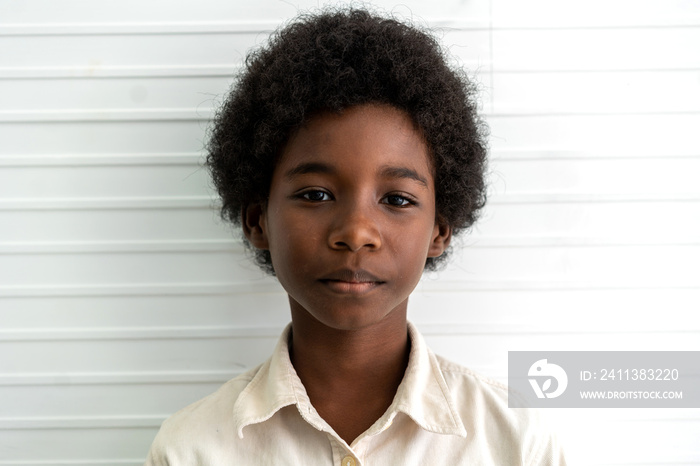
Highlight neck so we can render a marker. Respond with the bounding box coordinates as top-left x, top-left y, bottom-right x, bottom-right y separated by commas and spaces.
288, 299, 410, 444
